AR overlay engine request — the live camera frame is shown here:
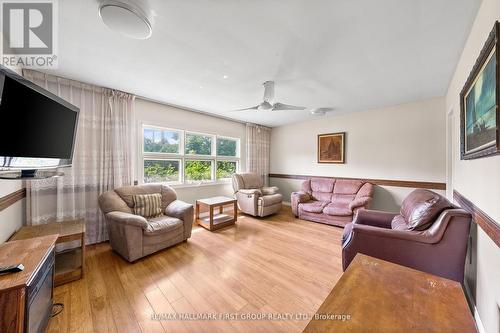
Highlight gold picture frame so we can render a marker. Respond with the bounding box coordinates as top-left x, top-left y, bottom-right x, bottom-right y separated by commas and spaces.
317, 132, 345, 164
